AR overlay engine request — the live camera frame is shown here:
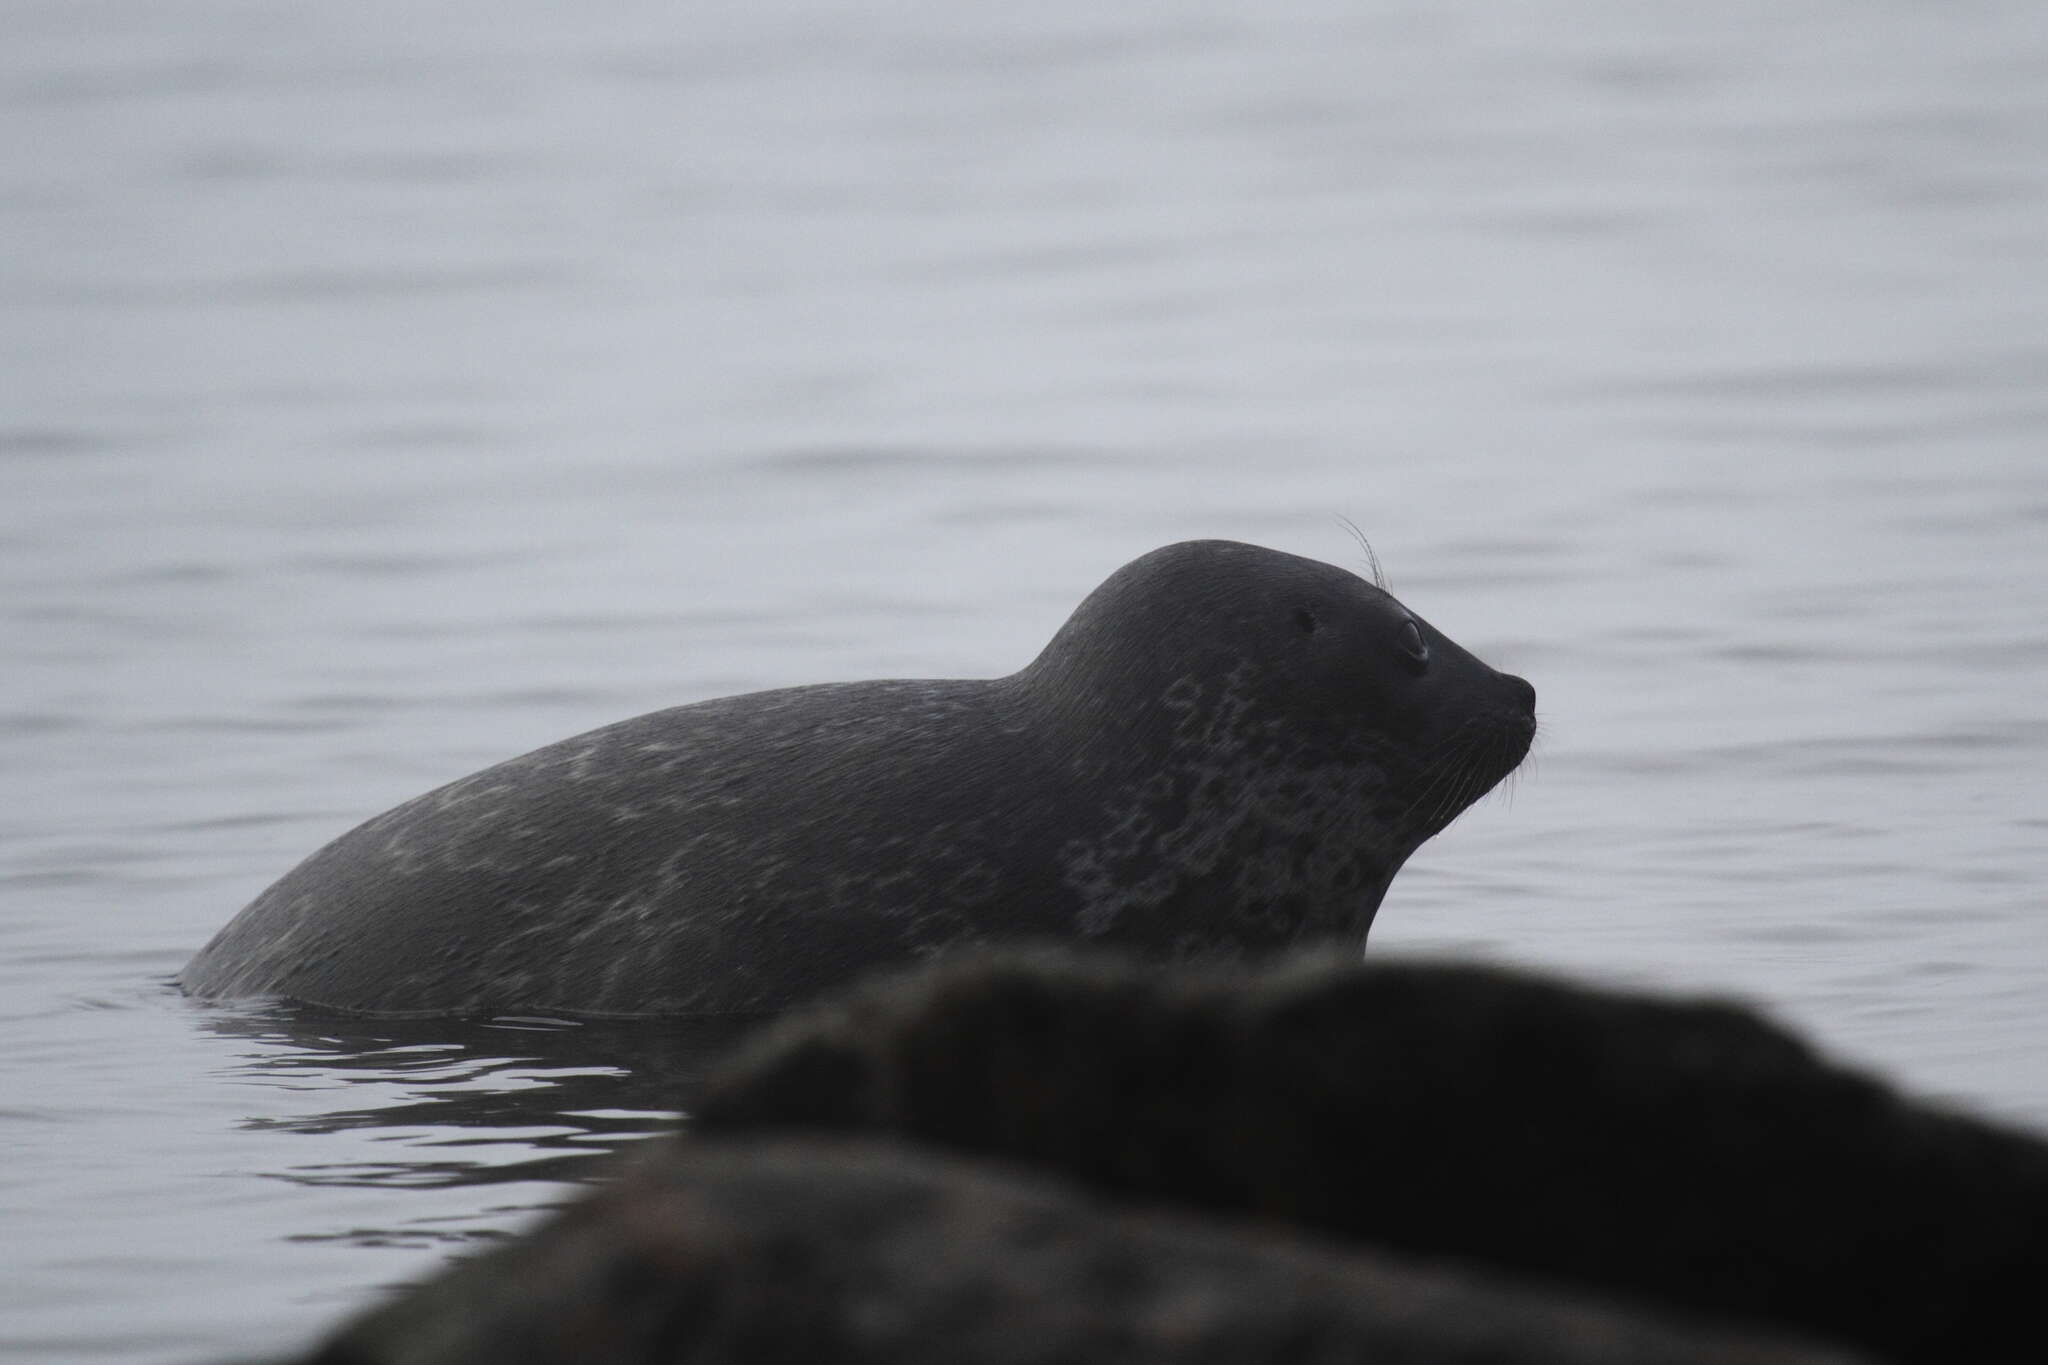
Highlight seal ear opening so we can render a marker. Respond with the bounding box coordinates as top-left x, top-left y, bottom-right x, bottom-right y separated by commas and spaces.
1292, 608, 1321, 636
